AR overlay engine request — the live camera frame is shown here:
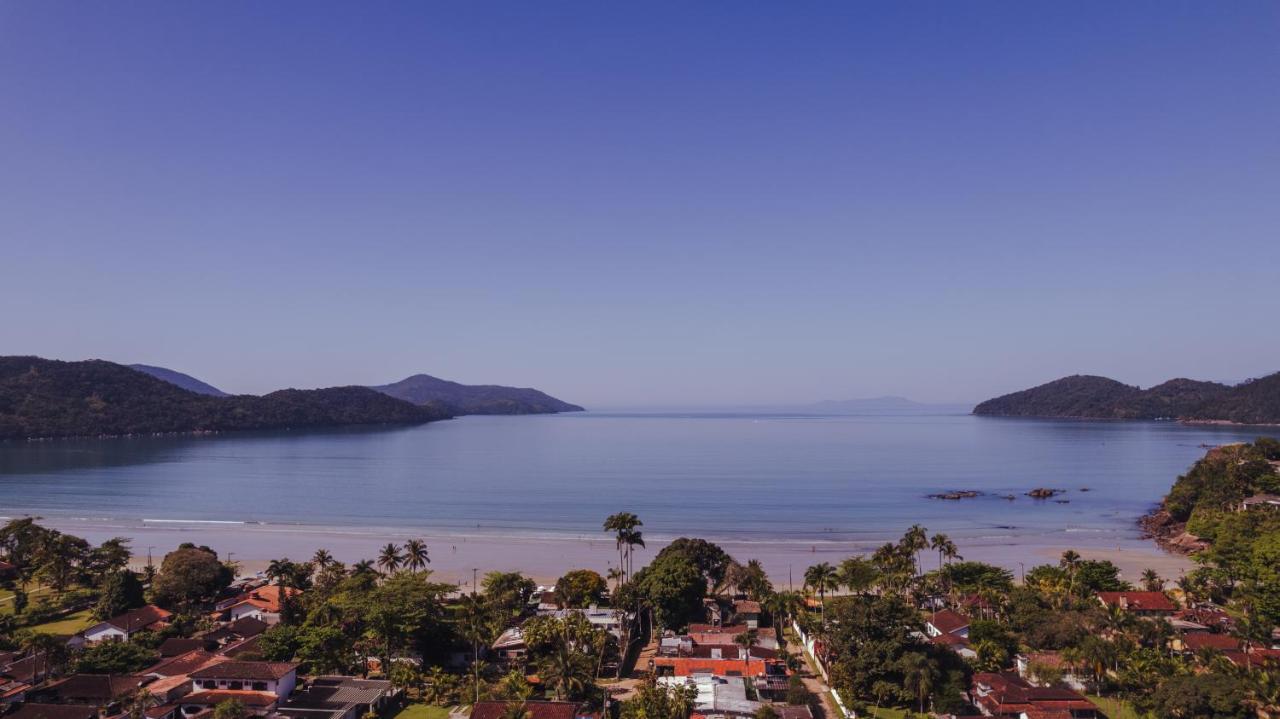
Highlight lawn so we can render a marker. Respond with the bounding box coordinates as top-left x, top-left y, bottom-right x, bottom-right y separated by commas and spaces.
28, 609, 95, 635
391, 704, 452, 719
1088, 694, 1147, 719
861, 707, 910, 718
